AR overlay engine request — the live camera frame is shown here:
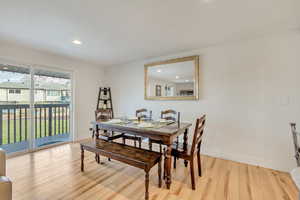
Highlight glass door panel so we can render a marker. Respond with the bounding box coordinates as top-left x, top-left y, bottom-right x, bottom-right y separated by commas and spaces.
33, 69, 71, 148
0, 65, 31, 153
